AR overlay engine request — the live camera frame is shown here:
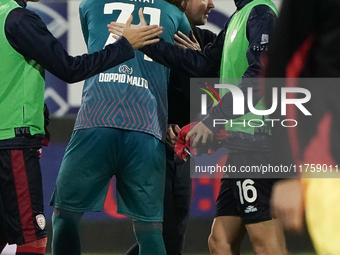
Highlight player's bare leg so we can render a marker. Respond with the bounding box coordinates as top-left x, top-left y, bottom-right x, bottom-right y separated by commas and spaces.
208, 216, 246, 255
246, 219, 289, 255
